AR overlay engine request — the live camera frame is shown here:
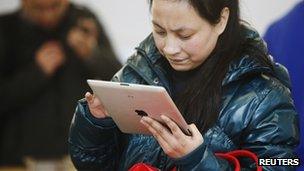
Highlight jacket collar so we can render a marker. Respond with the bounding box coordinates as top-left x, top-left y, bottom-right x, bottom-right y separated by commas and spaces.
221, 26, 291, 88
135, 34, 162, 65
